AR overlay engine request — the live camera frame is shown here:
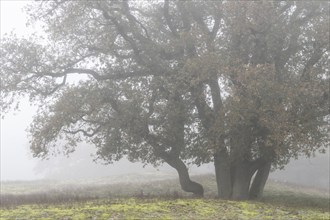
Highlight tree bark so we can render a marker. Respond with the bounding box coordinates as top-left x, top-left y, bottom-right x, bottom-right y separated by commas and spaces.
166, 157, 204, 197
249, 161, 271, 199
214, 151, 232, 199
214, 152, 272, 200
231, 162, 254, 200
